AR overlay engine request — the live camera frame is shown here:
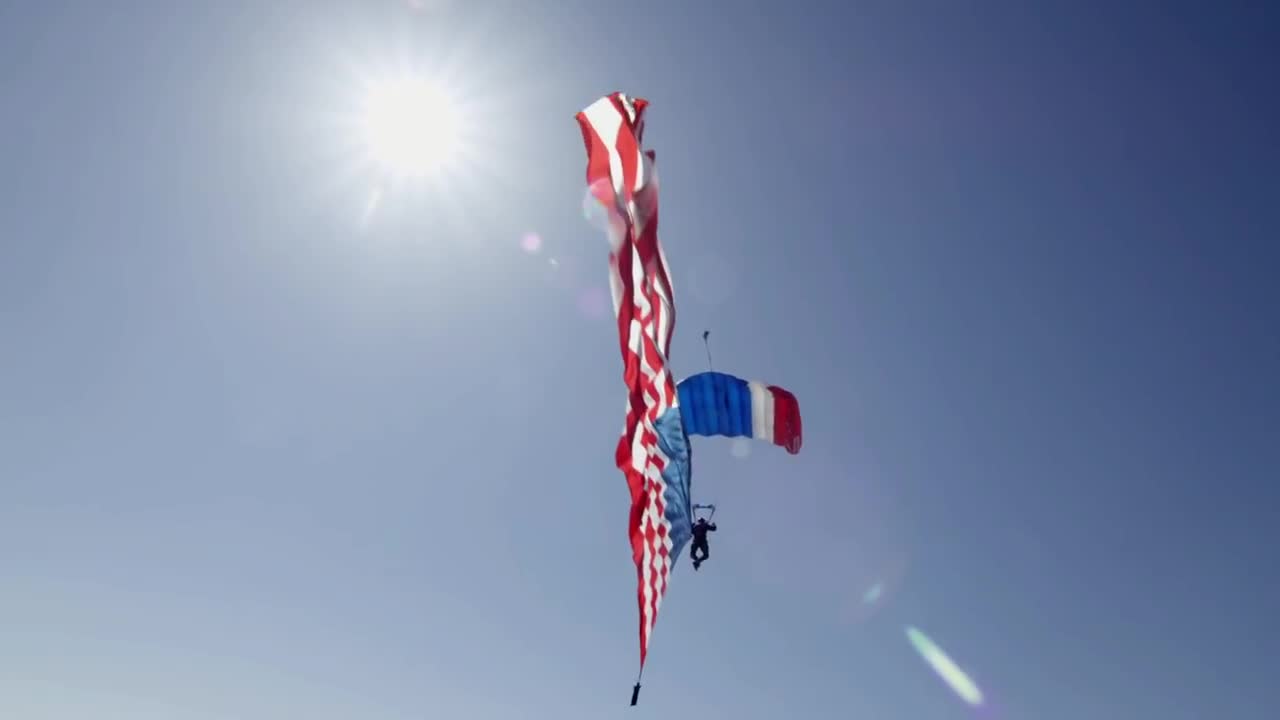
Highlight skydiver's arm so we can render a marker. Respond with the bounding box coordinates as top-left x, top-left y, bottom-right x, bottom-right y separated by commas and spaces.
708, 523, 717, 531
